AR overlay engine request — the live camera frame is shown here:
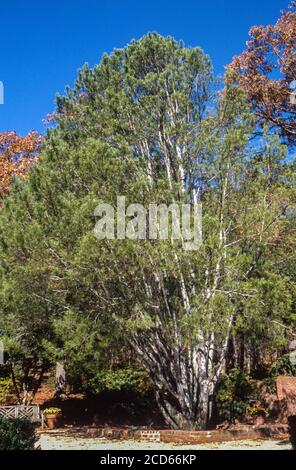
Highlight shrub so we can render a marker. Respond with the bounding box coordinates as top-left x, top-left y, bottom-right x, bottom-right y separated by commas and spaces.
89, 368, 152, 395
270, 354, 296, 377
263, 354, 296, 394
216, 368, 257, 423
0, 378, 14, 405
0, 417, 37, 450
